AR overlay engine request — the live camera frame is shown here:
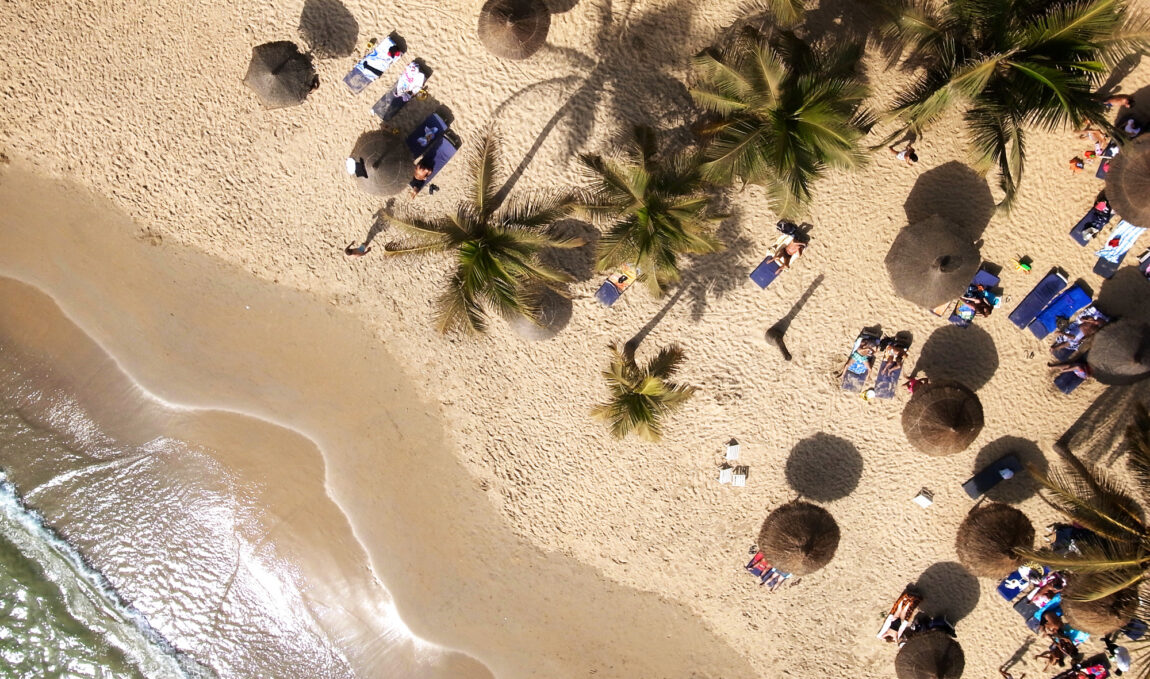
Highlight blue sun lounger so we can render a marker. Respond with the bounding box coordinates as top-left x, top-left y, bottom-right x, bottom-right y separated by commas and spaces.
1009, 271, 1067, 329
1070, 204, 1114, 246
1028, 285, 1092, 339
408, 134, 459, 195
949, 269, 1000, 327
963, 454, 1020, 499
405, 113, 449, 158
1055, 370, 1087, 394
841, 330, 881, 392
873, 338, 911, 399
749, 258, 785, 288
